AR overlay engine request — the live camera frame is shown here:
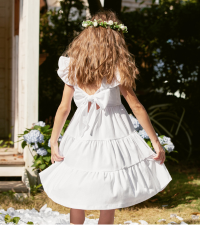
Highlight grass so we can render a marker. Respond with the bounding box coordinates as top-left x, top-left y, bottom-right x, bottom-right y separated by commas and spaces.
0, 159, 200, 224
